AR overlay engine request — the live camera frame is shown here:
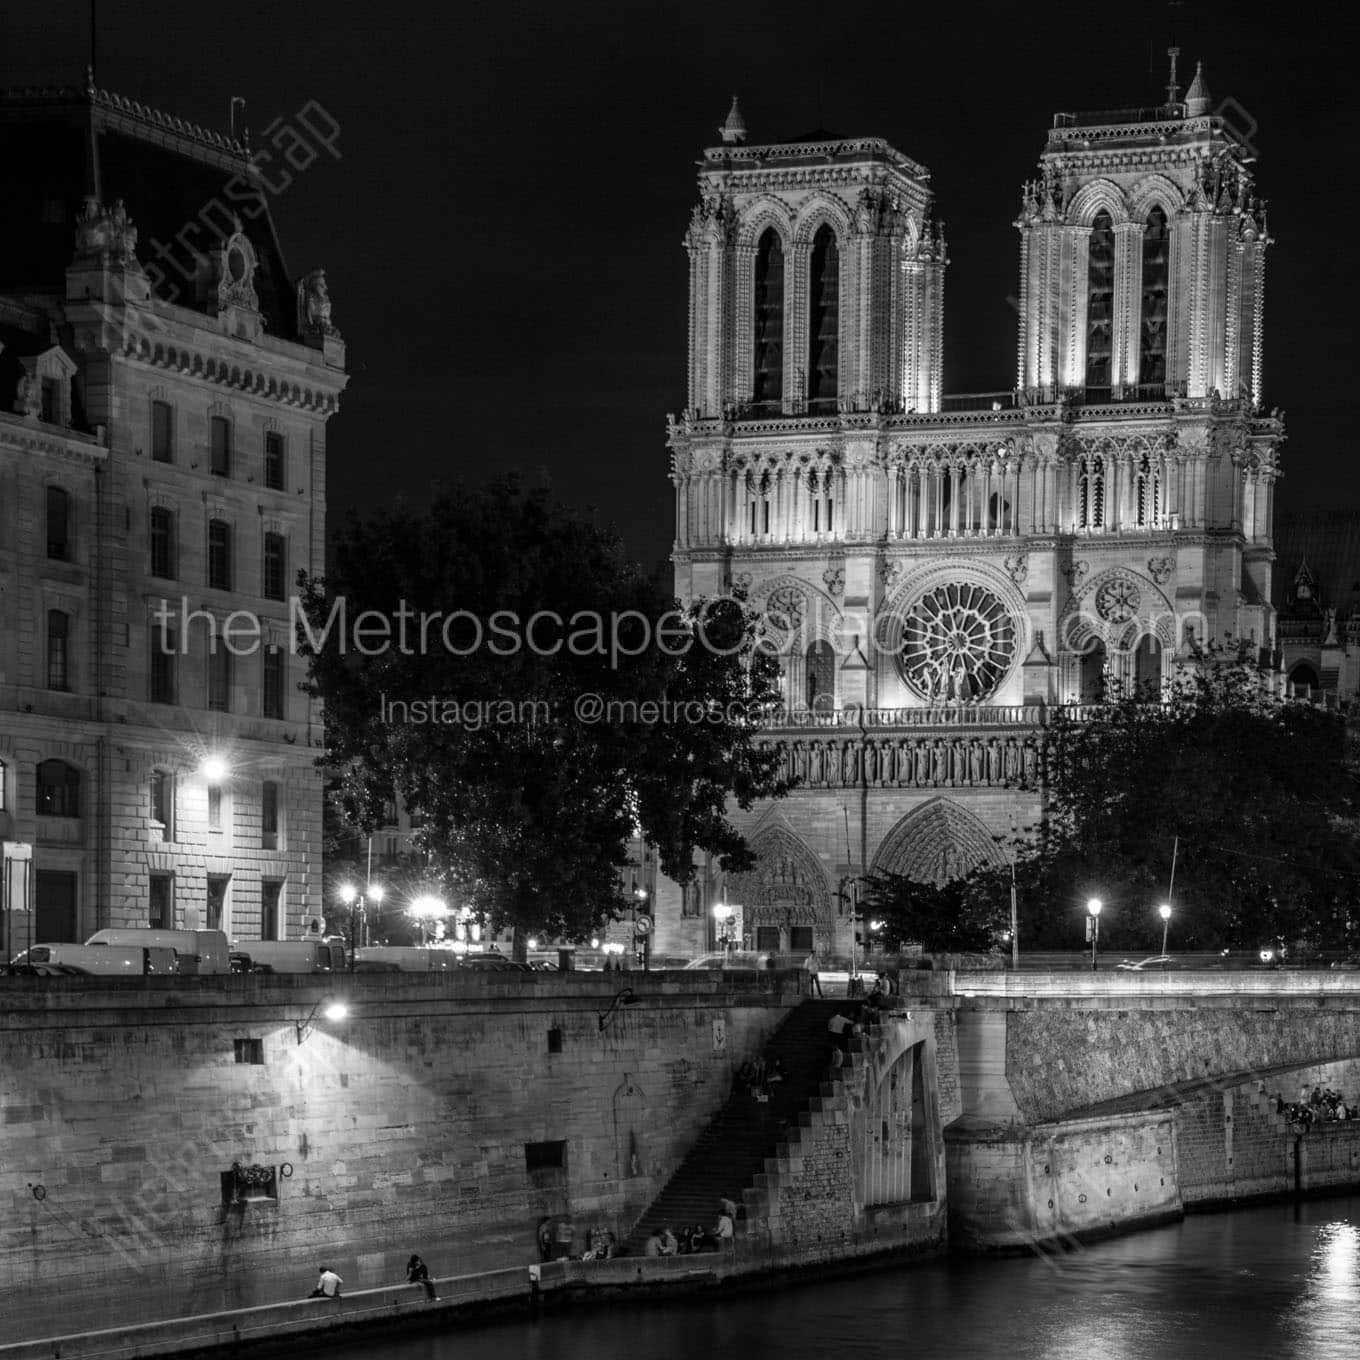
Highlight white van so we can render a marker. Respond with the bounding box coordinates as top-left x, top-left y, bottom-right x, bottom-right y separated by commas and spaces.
353, 946, 459, 973
85, 928, 232, 975
238, 939, 347, 974
13, 943, 178, 975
